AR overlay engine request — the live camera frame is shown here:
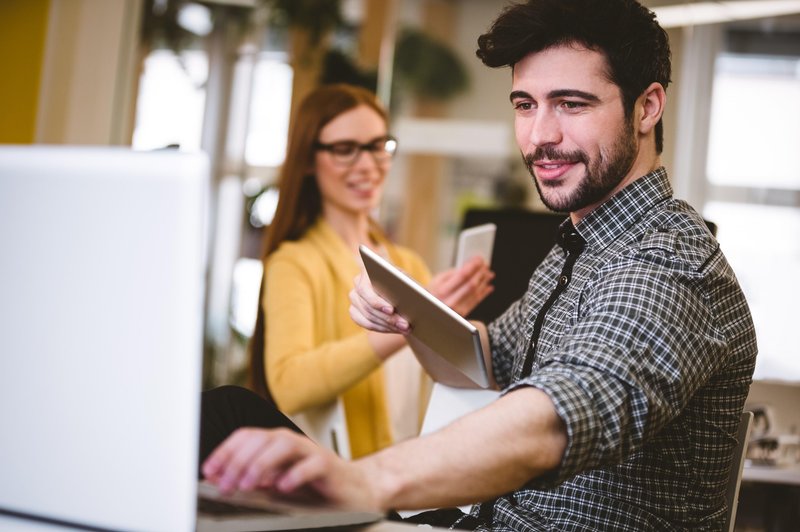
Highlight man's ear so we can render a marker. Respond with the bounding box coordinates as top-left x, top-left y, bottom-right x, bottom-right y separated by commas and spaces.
637, 82, 666, 135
